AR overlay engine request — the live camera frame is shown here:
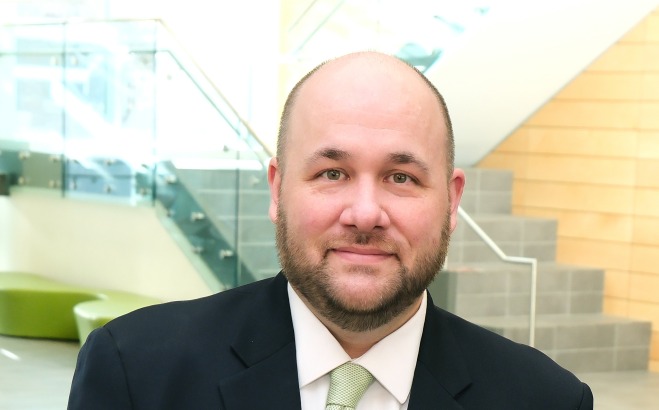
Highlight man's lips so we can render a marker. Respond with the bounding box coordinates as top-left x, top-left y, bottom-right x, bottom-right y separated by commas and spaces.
330, 247, 394, 263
